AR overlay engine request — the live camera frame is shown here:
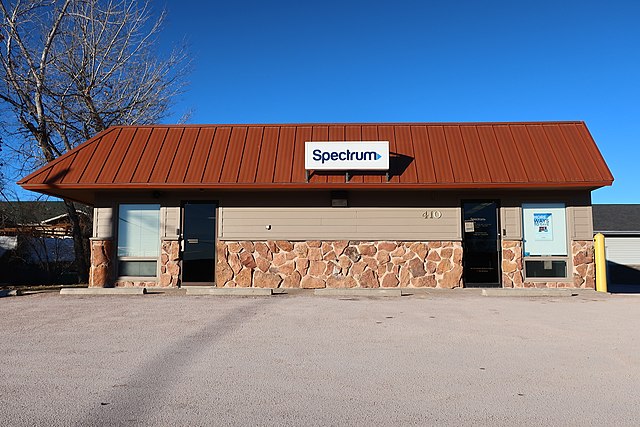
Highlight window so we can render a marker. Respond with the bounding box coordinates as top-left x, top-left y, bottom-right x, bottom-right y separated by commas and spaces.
524, 260, 567, 278
117, 204, 160, 277
522, 203, 569, 280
